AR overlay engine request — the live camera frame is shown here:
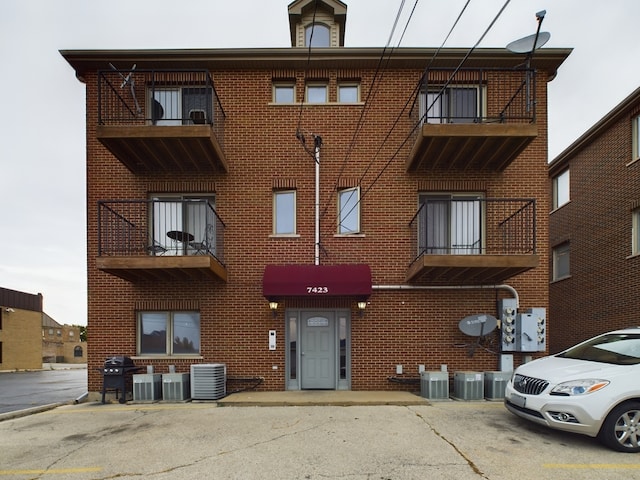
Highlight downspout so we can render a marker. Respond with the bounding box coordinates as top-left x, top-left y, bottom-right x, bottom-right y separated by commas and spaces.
314, 135, 322, 265
371, 284, 519, 308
